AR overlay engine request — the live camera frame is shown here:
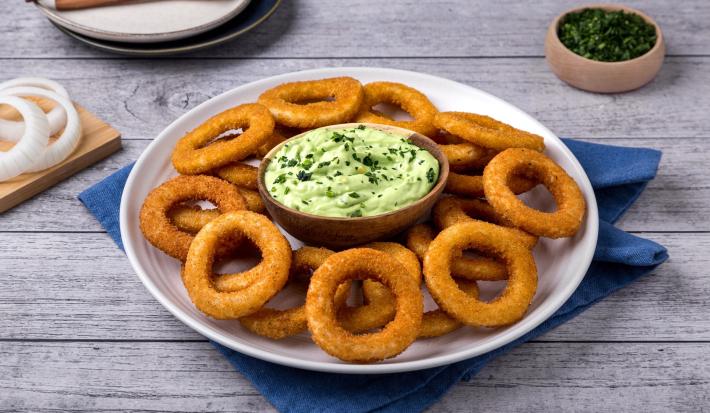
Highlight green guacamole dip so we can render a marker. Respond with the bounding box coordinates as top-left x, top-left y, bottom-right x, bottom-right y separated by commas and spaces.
264, 125, 439, 218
